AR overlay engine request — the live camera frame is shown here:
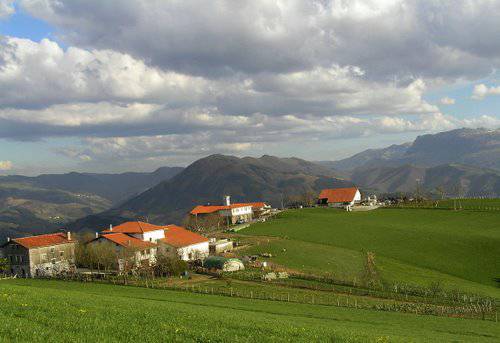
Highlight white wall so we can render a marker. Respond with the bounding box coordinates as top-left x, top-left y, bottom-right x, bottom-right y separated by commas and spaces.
176, 241, 209, 261
231, 206, 252, 216
354, 190, 361, 202
131, 229, 165, 242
